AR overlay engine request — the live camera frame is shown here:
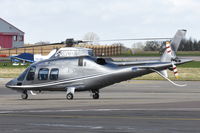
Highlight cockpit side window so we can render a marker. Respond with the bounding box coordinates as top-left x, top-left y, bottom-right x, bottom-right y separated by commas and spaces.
96, 58, 107, 65
26, 66, 36, 81
50, 68, 59, 80
38, 68, 49, 80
